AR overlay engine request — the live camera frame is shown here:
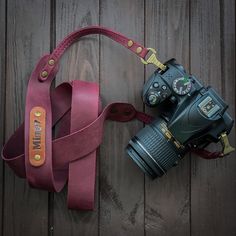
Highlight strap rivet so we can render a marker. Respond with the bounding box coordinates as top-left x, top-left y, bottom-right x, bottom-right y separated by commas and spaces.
34, 154, 41, 161
41, 70, 48, 78
48, 59, 55, 66
127, 40, 133, 47
34, 111, 41, 117
136, 47, 142, 54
